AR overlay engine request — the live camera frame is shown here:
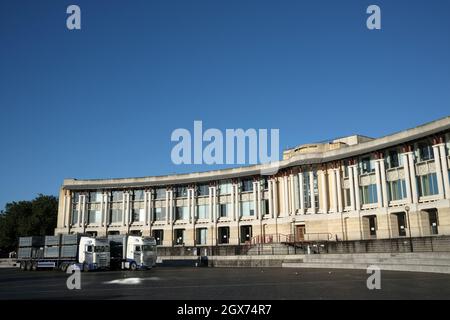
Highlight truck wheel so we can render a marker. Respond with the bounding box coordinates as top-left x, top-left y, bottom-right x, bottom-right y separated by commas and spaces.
82, 263, 89, 272
60, 263, 68, 272
20, 261, 26, 271
25, 261, 31, 271
129, 262, 137, 271
31, 262, 38, 271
